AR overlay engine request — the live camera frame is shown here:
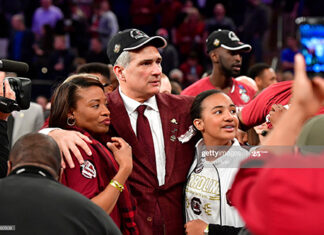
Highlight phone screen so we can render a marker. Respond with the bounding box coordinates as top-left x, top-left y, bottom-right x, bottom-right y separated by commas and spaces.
298, 20, 324, 74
